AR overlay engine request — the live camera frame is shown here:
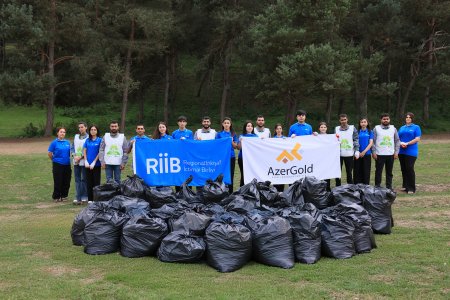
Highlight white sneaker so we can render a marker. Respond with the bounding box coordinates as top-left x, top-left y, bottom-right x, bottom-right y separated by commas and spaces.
73, 199, 81, 205
88, 201, 93, 204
